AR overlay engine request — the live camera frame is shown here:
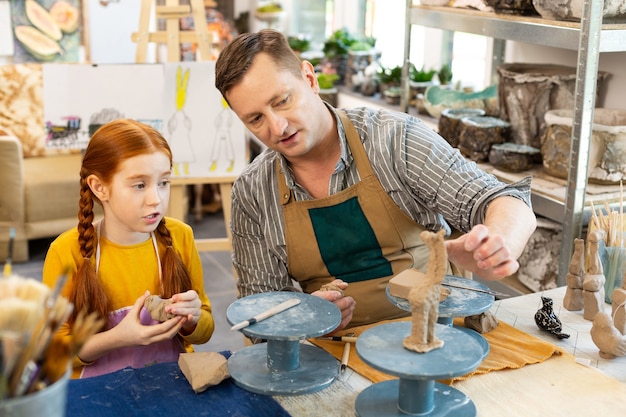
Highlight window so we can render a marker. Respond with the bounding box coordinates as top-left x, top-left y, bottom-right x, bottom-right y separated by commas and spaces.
283, 0, 491, 90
